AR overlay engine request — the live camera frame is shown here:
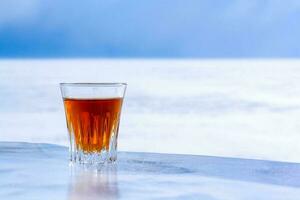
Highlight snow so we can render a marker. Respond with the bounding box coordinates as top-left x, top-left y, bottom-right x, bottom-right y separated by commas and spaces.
1, 59, 300, 162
